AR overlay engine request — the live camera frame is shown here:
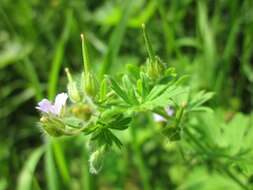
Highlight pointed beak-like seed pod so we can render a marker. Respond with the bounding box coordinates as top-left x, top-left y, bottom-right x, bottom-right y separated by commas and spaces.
80, 34, 98, 99
142, 24, 165, 79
